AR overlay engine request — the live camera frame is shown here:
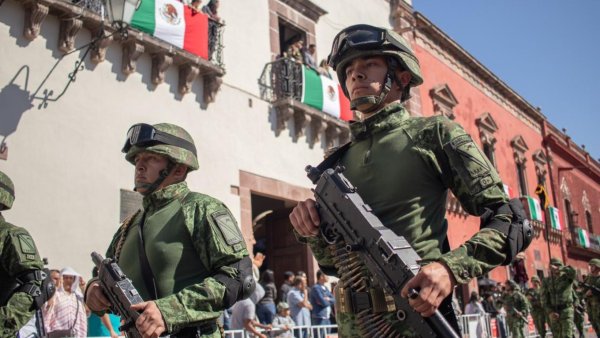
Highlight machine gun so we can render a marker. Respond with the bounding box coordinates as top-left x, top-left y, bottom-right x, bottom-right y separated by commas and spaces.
306, 165, 459, 338
91, 252, 143, 338
582, 281, 600, 297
